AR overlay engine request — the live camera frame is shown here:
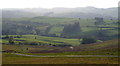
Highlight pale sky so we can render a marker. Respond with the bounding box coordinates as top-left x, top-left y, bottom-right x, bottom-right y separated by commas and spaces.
0, 0, 119, 9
